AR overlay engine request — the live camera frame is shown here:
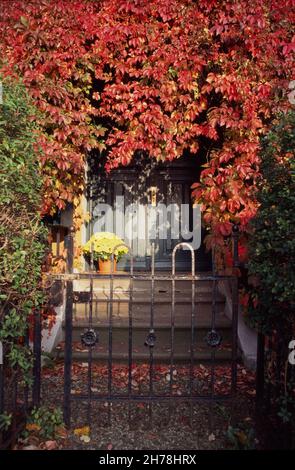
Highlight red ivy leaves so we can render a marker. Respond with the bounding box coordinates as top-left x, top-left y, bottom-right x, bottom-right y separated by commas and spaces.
0, 0, 105, 214
0, 0, 294, 242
